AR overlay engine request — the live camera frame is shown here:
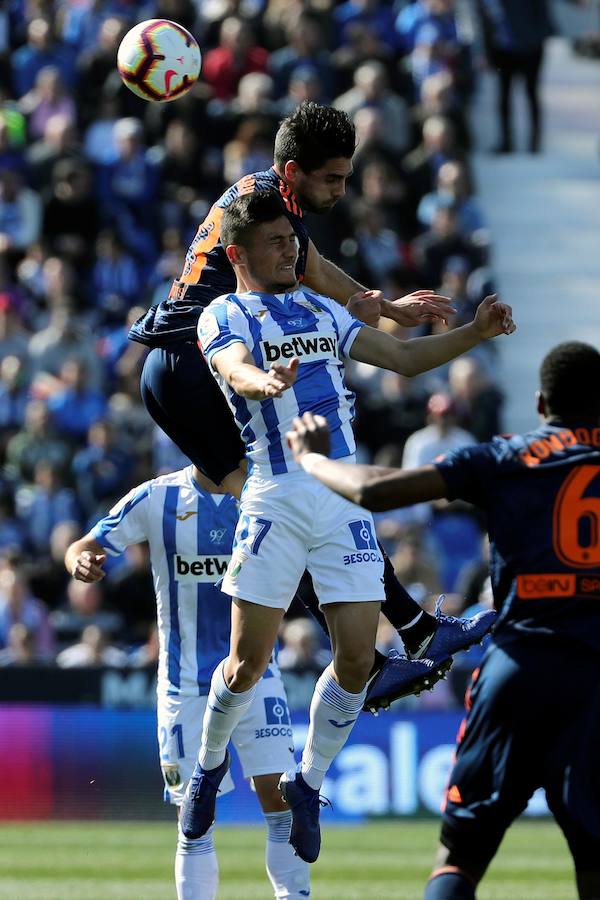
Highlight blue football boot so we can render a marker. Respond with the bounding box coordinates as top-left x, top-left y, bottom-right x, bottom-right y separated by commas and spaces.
180, 750, 230, 839
279, 766, 330, 863
408, 595, 497, 664
364, 649, 452, 713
